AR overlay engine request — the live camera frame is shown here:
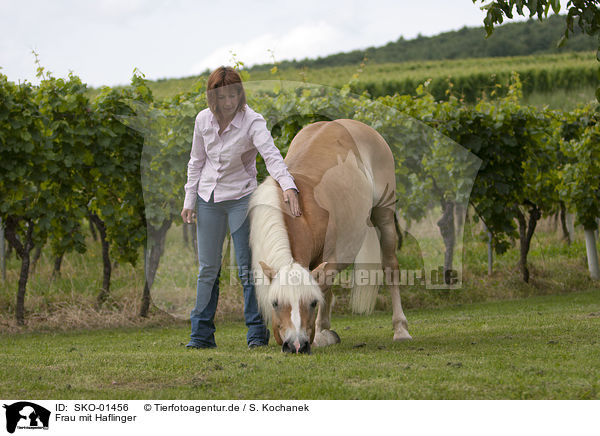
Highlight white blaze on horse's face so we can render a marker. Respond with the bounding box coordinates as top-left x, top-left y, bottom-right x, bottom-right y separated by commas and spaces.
259, 262, 323, 354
